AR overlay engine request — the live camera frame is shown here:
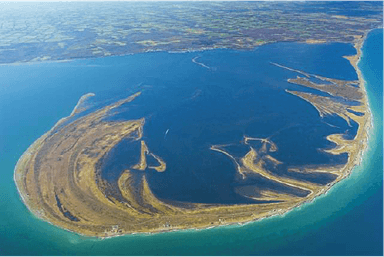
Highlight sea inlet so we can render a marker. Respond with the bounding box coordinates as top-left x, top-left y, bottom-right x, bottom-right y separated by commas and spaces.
14, 38, 372, 238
